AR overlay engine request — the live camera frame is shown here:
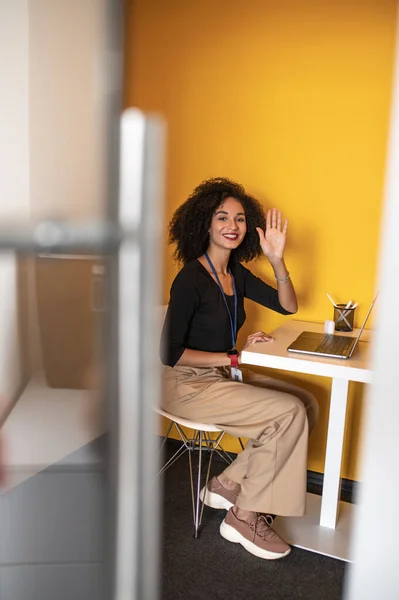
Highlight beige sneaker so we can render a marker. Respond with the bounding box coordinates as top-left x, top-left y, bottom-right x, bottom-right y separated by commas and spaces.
220, 508, 291, 560
200, 476, 241, 510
